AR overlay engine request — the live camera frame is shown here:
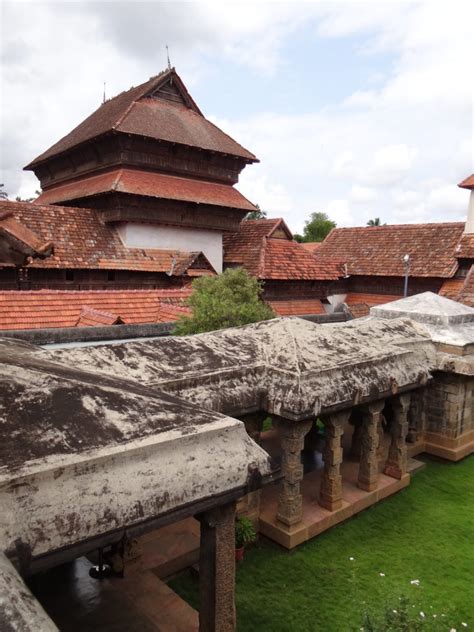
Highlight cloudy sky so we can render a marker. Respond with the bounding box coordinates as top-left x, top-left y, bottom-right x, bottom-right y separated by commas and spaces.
0, 0, 472, 233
